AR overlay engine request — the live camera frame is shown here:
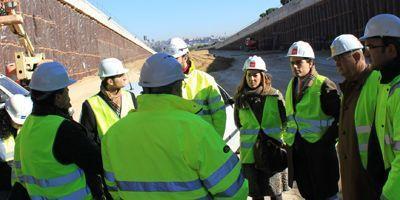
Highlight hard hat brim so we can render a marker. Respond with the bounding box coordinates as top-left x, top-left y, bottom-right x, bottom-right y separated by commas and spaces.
9, 115, 25, 125
359, 35, 370, 41
99, 68, 129, 78
172, 49, 189, 58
